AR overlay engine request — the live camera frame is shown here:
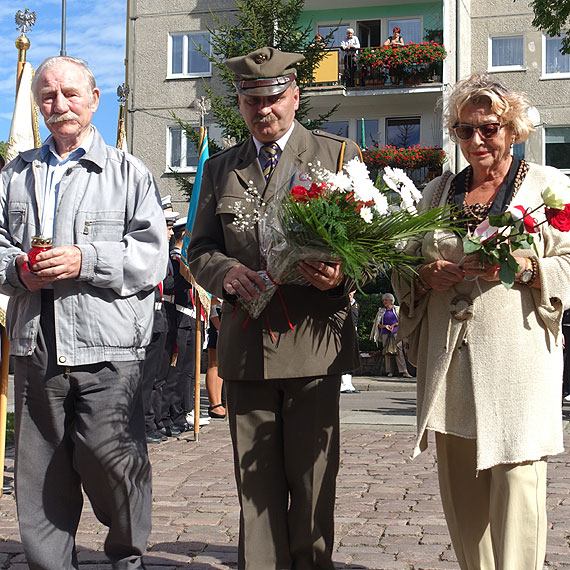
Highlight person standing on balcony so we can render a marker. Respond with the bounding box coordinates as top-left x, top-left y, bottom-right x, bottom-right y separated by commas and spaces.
384, 27, 405, 46
341, 28, 360, 87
